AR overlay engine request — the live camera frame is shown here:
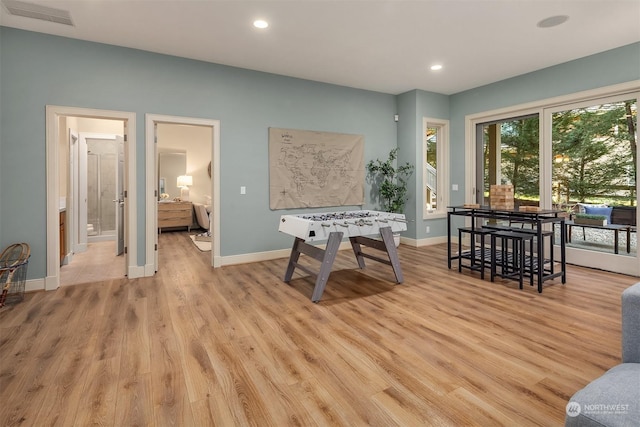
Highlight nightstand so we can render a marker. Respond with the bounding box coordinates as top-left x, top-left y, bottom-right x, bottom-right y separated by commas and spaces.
158, 201, 193, 233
